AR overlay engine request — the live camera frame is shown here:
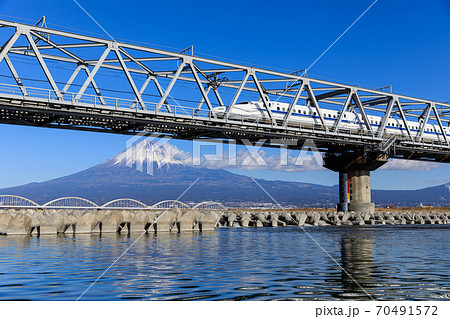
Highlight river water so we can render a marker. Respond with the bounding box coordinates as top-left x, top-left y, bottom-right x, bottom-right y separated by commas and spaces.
0, 225, 449, 301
